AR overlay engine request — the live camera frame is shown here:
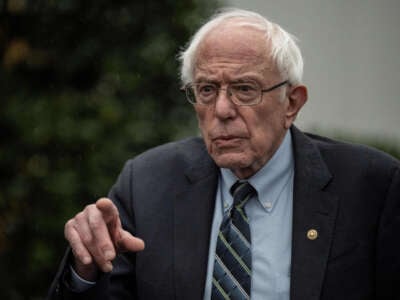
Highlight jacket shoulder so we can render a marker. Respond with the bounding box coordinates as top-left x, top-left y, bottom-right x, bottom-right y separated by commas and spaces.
132, 136, 206, 165
117, 136, 213, 179
304, 132, 400, 177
